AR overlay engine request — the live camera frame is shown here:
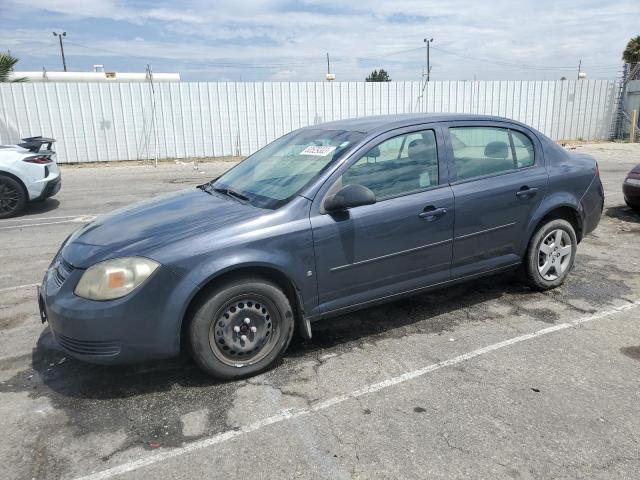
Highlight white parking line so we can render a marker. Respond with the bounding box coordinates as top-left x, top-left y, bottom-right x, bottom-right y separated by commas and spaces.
0, 283, 39, 293
0, 215, 97, 230
75, 299, 640, 480
0, 214, 98, 223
